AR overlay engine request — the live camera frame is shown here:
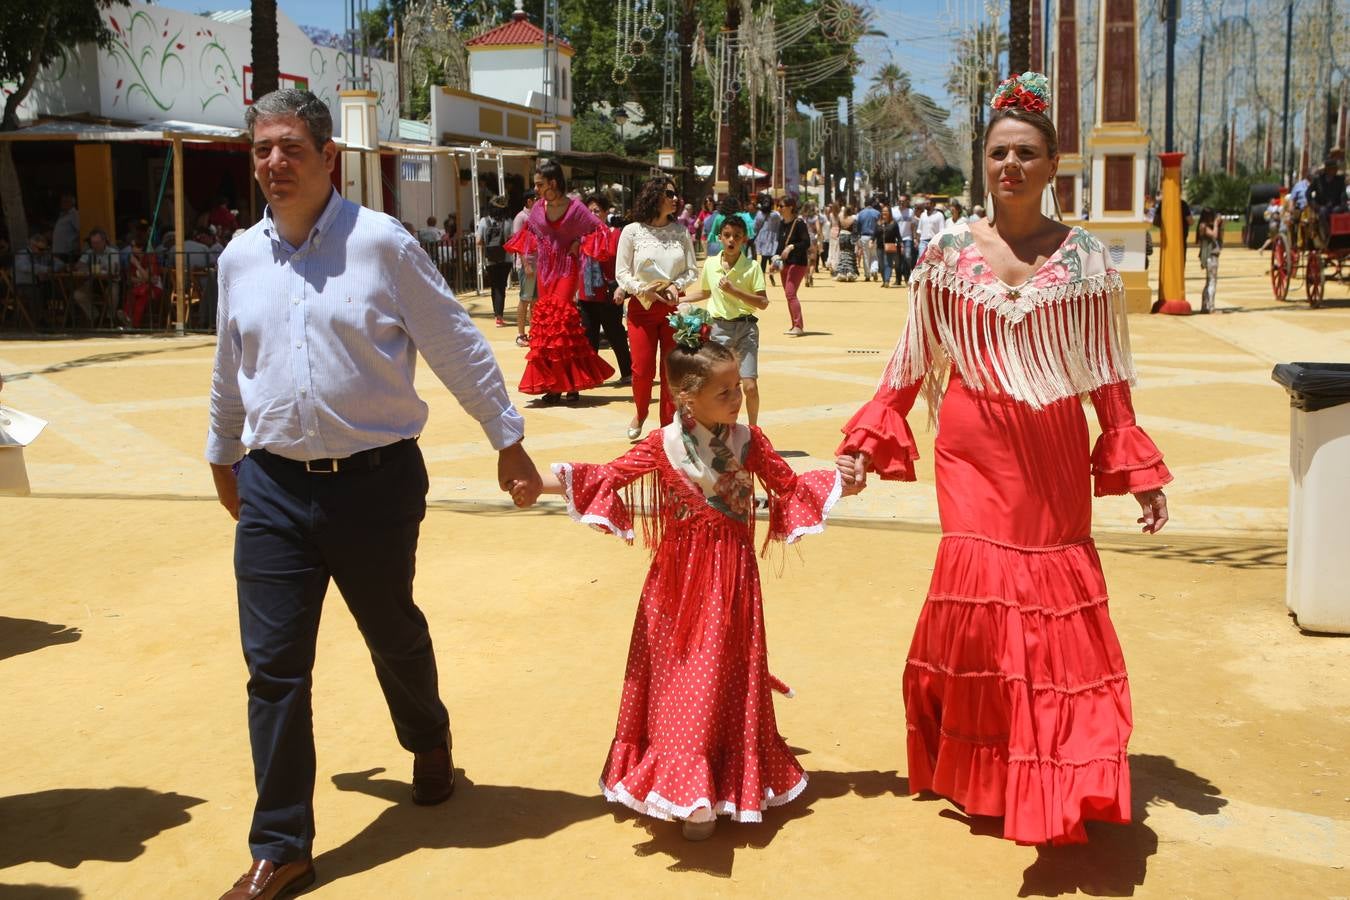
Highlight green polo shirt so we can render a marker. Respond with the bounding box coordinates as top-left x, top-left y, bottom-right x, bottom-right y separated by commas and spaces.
701, 250, 765, 320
